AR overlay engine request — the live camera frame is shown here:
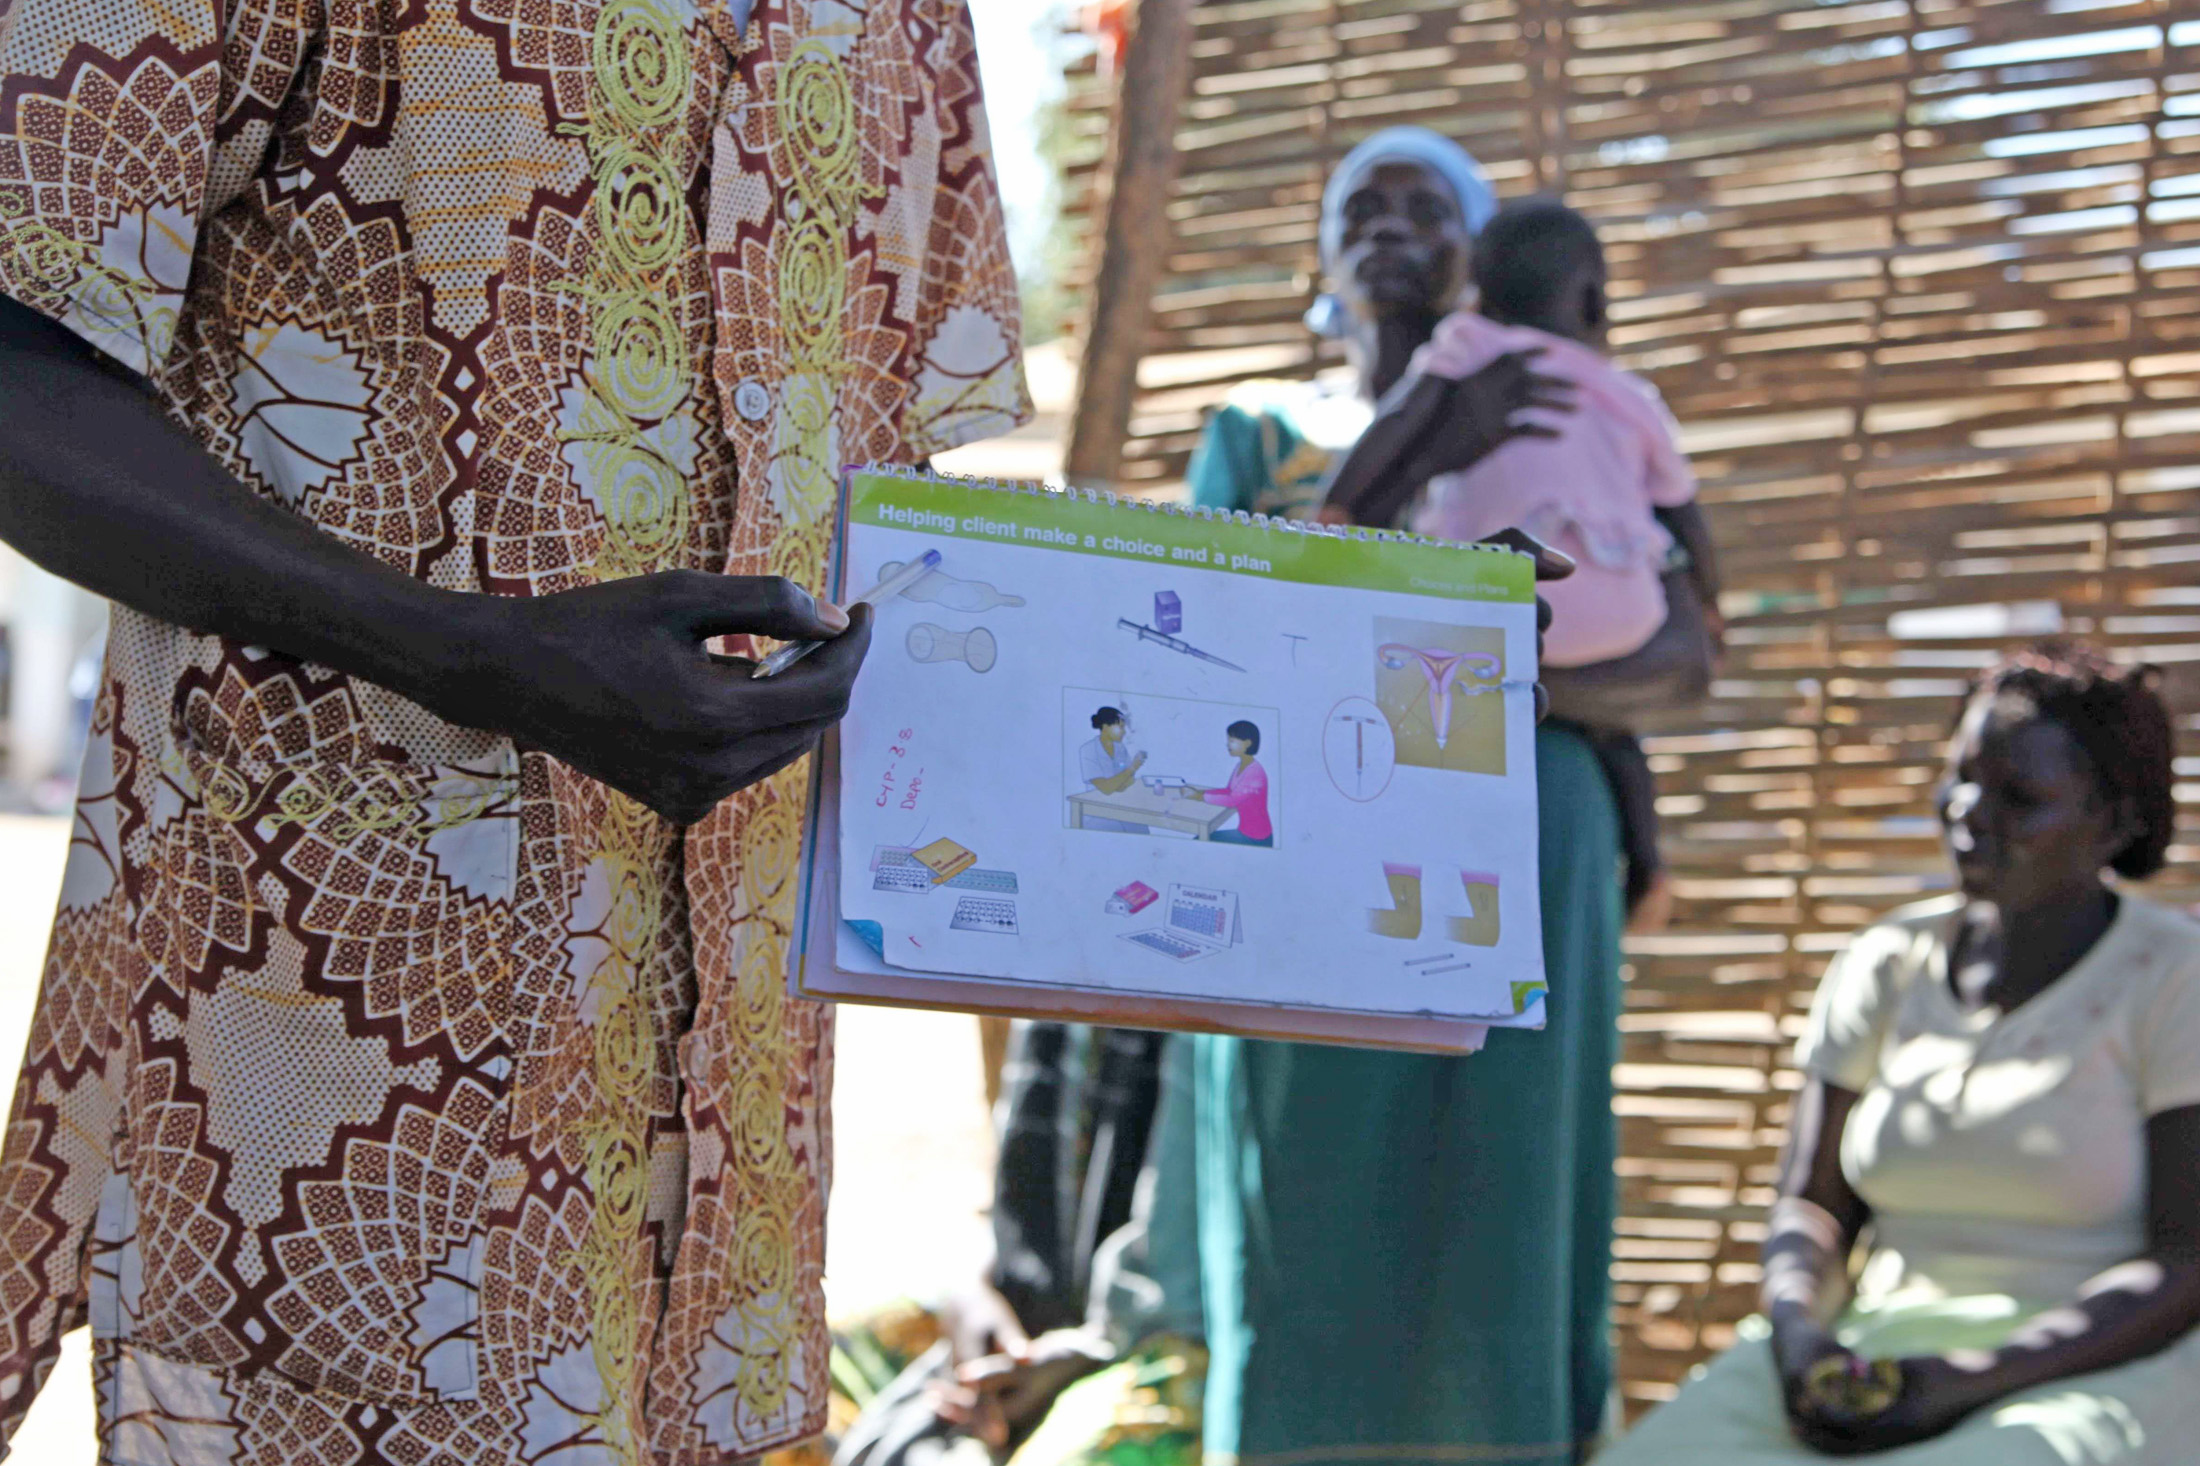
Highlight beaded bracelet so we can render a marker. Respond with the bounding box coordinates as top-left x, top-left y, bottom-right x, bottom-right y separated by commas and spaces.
1800, 1353, 1903, 1423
